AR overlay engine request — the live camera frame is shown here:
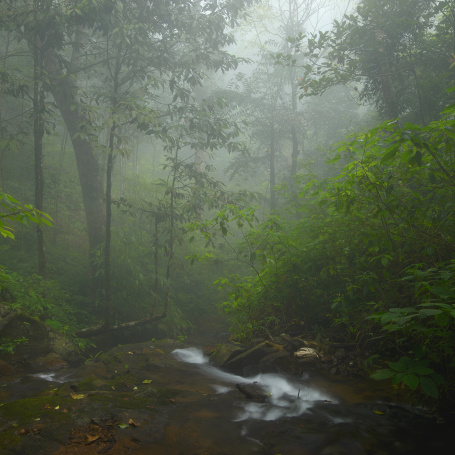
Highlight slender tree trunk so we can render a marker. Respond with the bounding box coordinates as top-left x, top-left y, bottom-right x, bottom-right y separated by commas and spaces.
0, 31, 10, 192
33, 6, 46, 278
269, 121, 277, 212
104, 148, 114, 328
374, 29, 398, 119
